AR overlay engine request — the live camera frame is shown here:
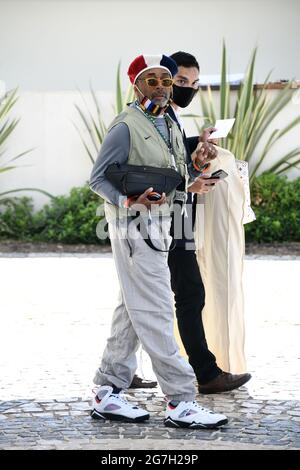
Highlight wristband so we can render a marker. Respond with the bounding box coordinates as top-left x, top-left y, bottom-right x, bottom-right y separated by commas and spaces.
193, 161, 202, 172
123, 195, 138, 208
193, 161, 210, 173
